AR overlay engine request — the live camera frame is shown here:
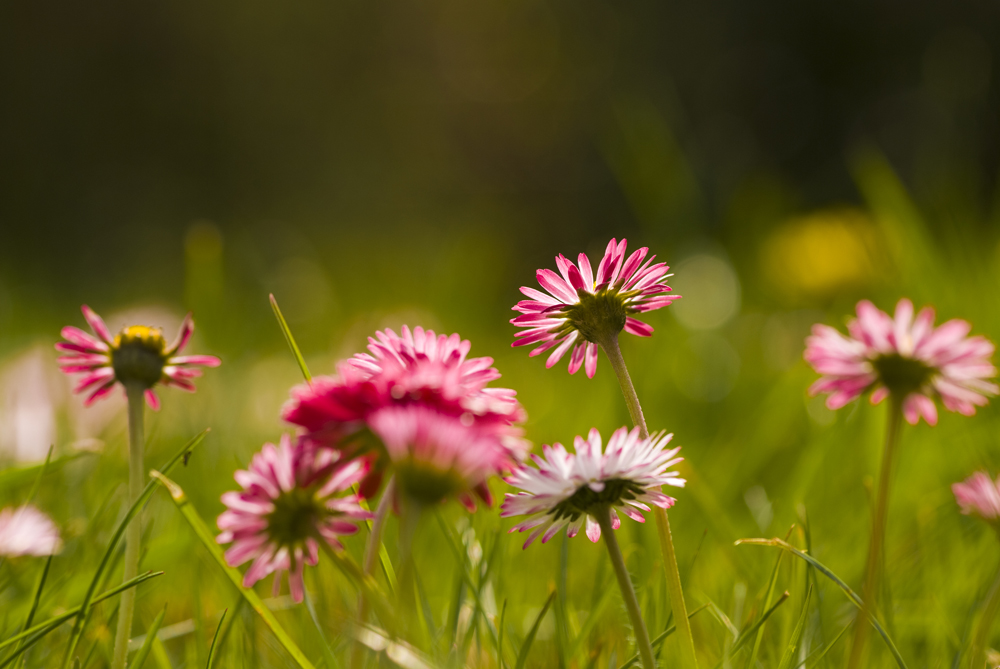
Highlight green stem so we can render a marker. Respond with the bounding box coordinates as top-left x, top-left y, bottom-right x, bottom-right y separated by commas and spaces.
397, 494, 423, 634
111, 384, 146, 669
969, 559, 1000, 669
600, 334, 699, 668
597, 508, 657, 669
352, 478, 395, 669
847, 395, 904, 669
